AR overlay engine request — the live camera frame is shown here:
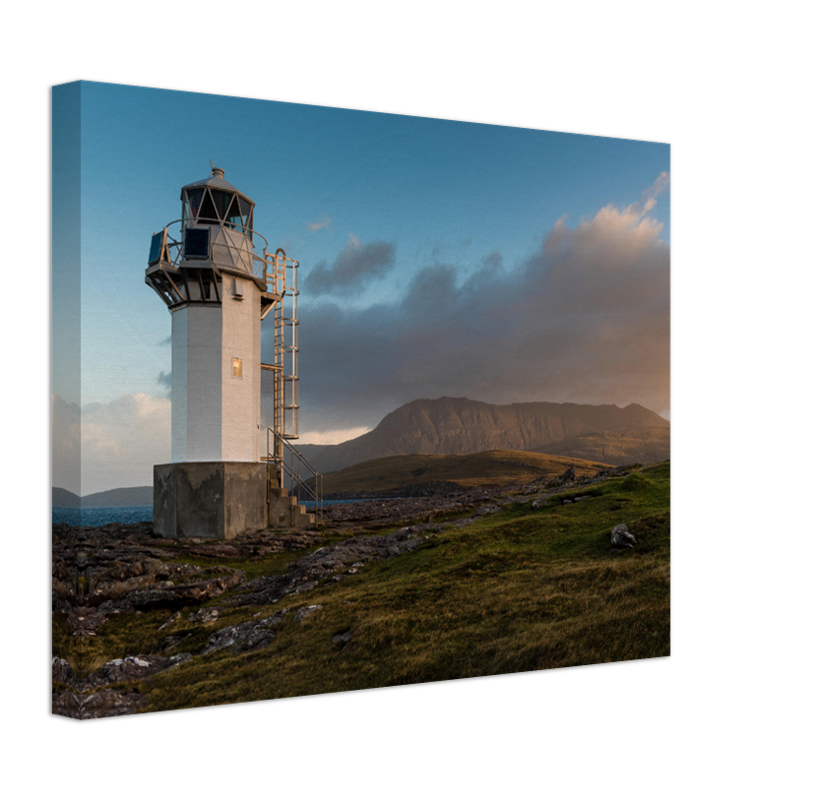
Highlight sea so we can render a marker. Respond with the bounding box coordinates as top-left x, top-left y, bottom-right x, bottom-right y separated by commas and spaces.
52, 499, 372, 527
